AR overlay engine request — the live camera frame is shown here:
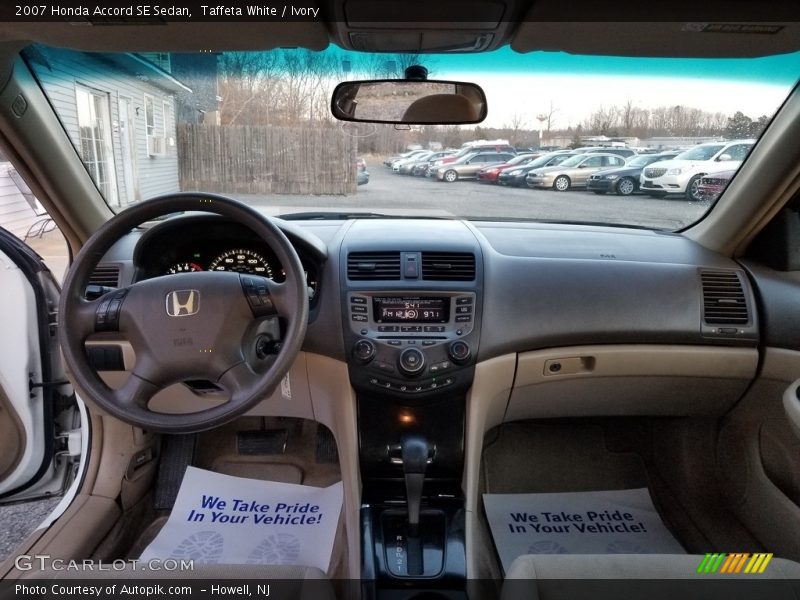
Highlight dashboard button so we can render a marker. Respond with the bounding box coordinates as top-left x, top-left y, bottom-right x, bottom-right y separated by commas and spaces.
352, 314, 367, 322
351, 296, 367, 304
378, 325, 398, 332
422, 341, 436, 347
456, 297, 473, 306
455, 315, 472, 322
456, 305, 472, 314
353, 339, 376, 364
351, 305, 367, 313
387, 340, 402, 346
398, 347, 426, 376
448, 341, 472, 364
